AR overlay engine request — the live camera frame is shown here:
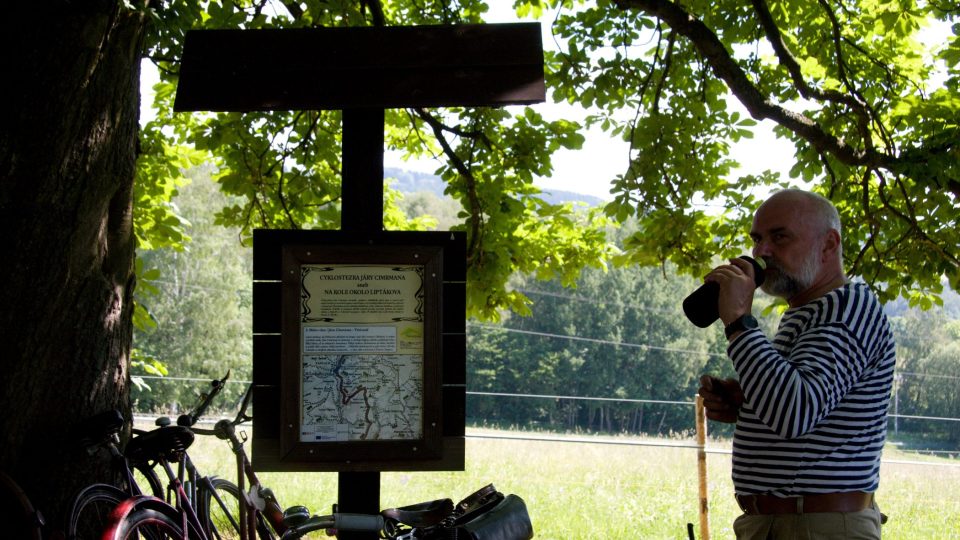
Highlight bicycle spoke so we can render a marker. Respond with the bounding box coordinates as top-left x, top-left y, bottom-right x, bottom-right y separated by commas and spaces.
201, 477, 276, 540
202, 478, 243, 540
